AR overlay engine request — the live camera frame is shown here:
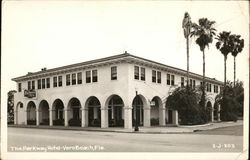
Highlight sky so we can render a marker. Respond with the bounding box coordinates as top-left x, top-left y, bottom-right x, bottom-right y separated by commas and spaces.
2, 0, 249, 93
